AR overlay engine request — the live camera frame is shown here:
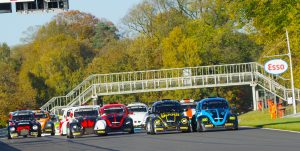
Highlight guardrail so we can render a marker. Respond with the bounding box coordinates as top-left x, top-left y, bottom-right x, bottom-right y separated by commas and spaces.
41, 62, 300, 115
